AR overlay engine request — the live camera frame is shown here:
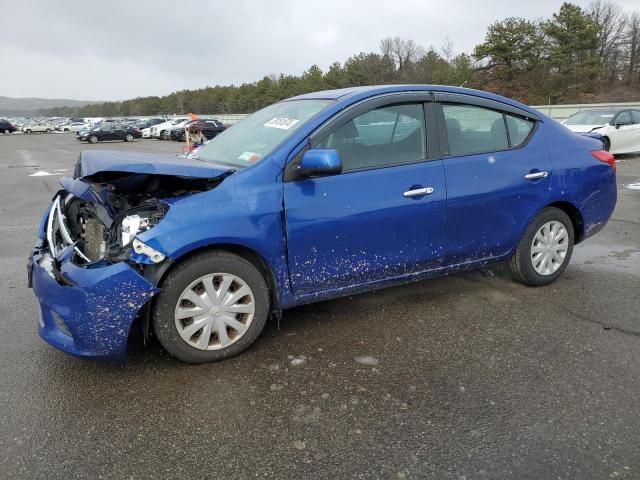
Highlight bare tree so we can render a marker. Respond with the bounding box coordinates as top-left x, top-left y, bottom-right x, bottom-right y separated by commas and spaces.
380, 37, 425, 80
626, 12, 640, 86
588, 0, 628, 81
441, 36, 454, 62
